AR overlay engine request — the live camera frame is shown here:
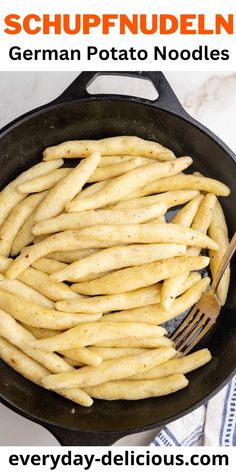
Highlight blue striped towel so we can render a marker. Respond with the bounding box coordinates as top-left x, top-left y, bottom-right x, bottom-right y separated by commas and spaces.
151, 375, 236, 446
